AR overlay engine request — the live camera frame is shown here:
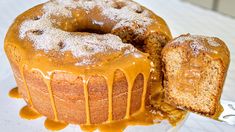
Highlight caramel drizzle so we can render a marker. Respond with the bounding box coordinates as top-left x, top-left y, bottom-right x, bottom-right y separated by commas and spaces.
9, 87, 21, 99
43, 72, 58, 121
122, 62, 151, 118
20, 65, 33, 107
44, 118, 68, 131
9, 52, 188, 131
16, 53, 151, 130
27, 69, 59, 122
79, 54, 151, 124
141, 75, 149, 112
83, 76, 91, 125
124, 72, 135, 119
106, 74, 114, 122
20, 105, 42, 120
84, 70, 150, 125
